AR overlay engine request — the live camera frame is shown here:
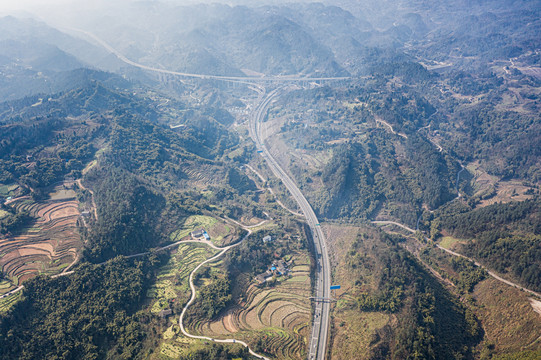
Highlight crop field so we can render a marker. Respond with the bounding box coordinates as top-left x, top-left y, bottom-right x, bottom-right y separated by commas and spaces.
191, 252, 312, 360
0, 198, 82, 289
169, 215, 239, 246
147, 243, 218, 314
146, 242, 226, 359
48, 188, 77, 201
0, 210, 9, 219
0, 184, 20, 197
